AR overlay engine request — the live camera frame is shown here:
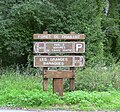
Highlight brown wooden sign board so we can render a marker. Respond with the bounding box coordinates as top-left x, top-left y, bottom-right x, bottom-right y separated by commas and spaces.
44, 70, 74, 78
34, 56, 85, 67
33, 32, 85, 96
34, 42, 85, 53
33, 34, 85, 40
